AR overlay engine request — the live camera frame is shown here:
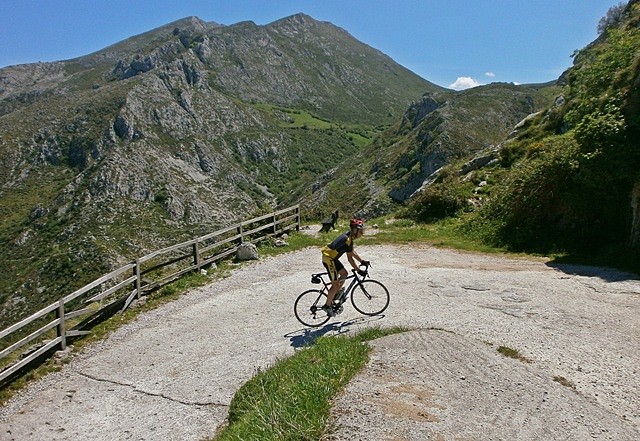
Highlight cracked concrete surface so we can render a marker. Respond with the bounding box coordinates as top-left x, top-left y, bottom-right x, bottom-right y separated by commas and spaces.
0, 243, 639, 440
